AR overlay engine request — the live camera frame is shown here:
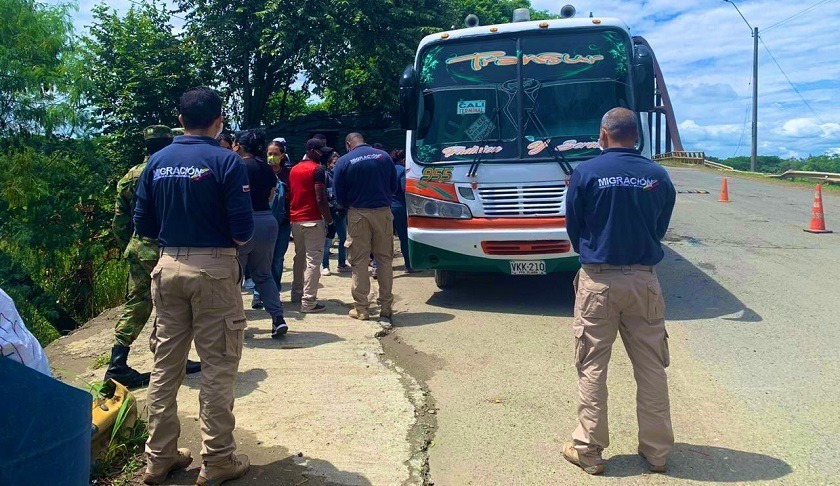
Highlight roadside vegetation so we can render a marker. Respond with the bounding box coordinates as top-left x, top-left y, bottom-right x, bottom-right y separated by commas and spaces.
0, 0, 556, 346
